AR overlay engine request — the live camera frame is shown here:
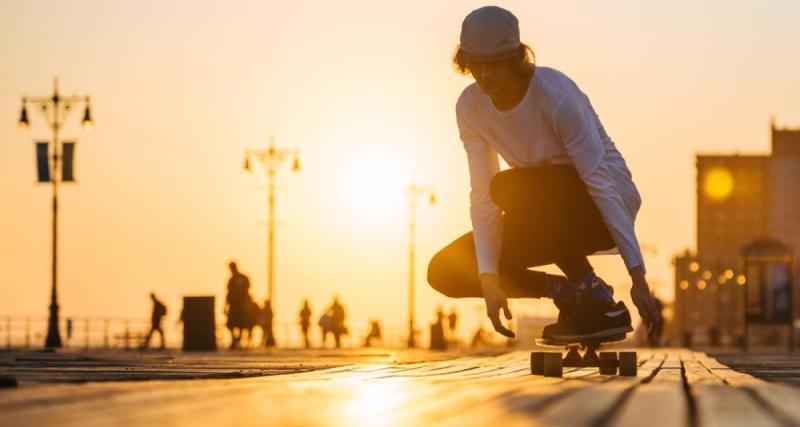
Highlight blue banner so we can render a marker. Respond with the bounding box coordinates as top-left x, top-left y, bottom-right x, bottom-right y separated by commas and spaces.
36, 142, 50, 183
